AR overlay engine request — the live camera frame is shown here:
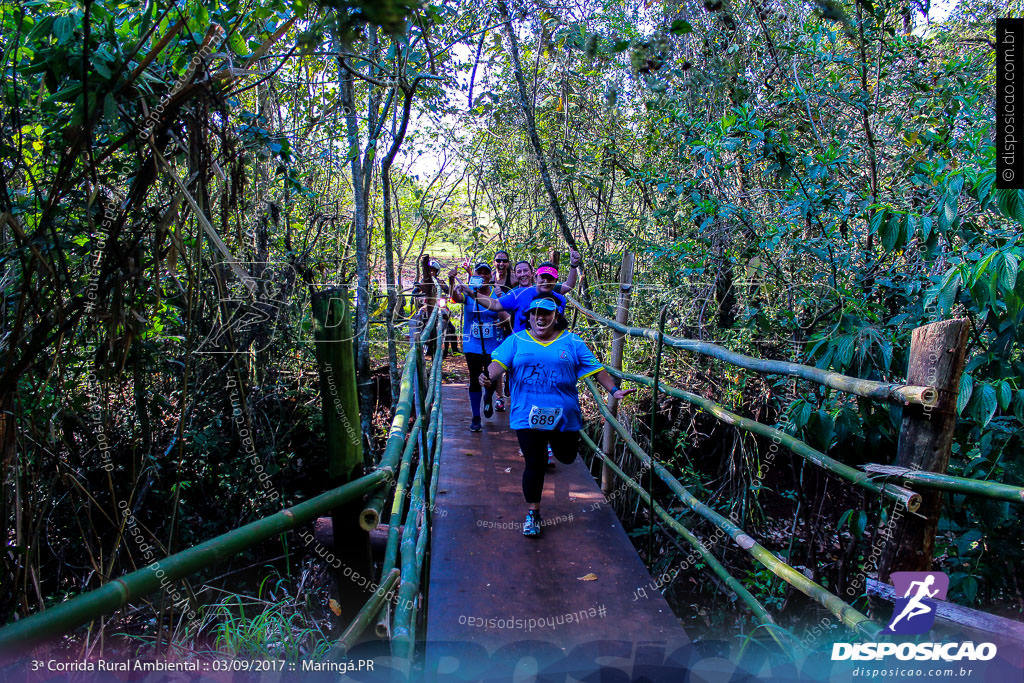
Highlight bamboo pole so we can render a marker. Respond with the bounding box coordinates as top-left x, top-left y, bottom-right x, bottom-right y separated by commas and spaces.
568, 296, 938, 407
363, 323, 445, 531
391, 367, 443, 657
326, 568, 401, 661
313, 289, 364, 481
375, 344, 444, 638
583, 378, 883, 639
605, 368, 921, 512
601, 251, 634, 493
578, 432, 784, 634
314, 288, 373, 618
360, 346, 418, 530
391, 431, 431, 657
0, 471, 389, 651
380, 419, 421, 577
861, 465, 1024, 505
